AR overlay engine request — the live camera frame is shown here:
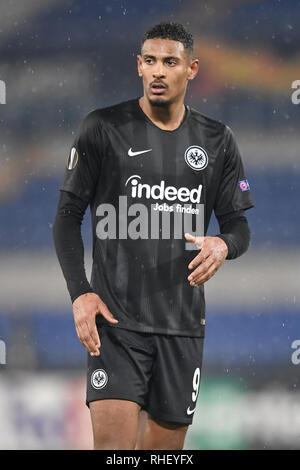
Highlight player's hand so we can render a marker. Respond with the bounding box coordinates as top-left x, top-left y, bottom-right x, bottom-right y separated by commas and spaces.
184, 233, 228, 286
72, 292, 118, 356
